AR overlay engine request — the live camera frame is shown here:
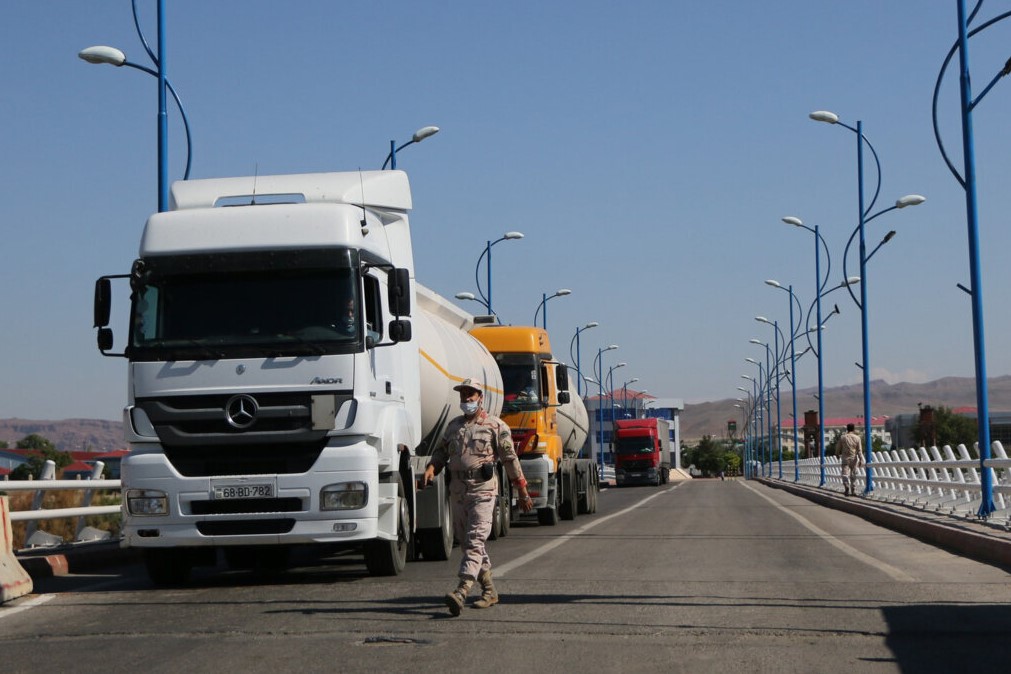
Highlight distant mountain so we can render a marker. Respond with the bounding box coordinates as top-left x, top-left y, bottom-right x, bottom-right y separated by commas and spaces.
5, 375, 1011, 451
681, 375, 1011, 442
0, 418, 123, 453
